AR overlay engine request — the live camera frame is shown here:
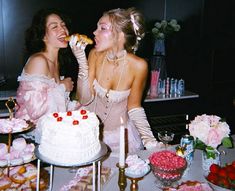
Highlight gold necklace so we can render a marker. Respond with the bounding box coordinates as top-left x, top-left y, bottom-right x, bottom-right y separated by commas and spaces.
106, 50, 127, 65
